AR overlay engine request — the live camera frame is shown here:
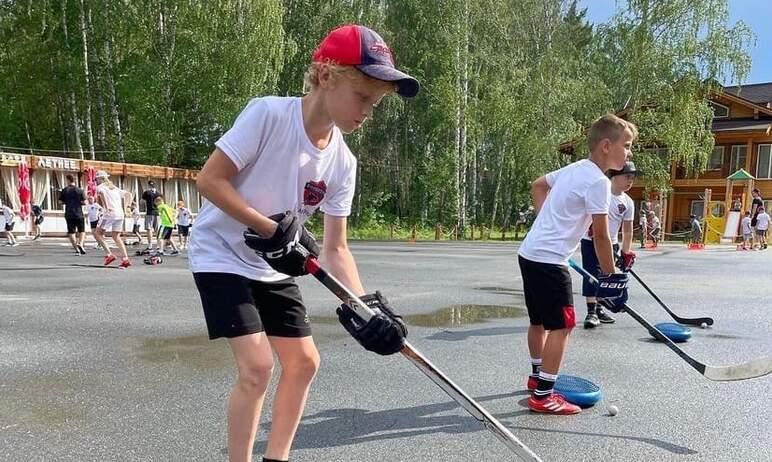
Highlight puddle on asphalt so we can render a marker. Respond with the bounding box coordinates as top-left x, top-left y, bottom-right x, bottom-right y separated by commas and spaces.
0, 373, 90, 429
133, 335, 233, 371
312, 304, 525, 328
